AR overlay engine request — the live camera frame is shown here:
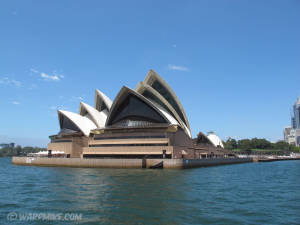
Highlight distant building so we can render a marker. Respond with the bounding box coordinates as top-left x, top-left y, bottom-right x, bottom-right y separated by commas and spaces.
291, 117, 296, 129
293, 97, 300, 128
284, 126, 292, 142
284, 97, 300, 146
285, 128, 296, 145
0, 143, 15, 149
